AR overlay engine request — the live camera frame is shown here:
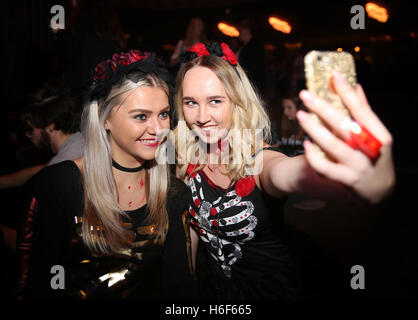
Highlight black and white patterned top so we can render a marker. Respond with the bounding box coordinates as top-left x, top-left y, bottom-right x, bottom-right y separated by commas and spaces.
186, 158, 311, 299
